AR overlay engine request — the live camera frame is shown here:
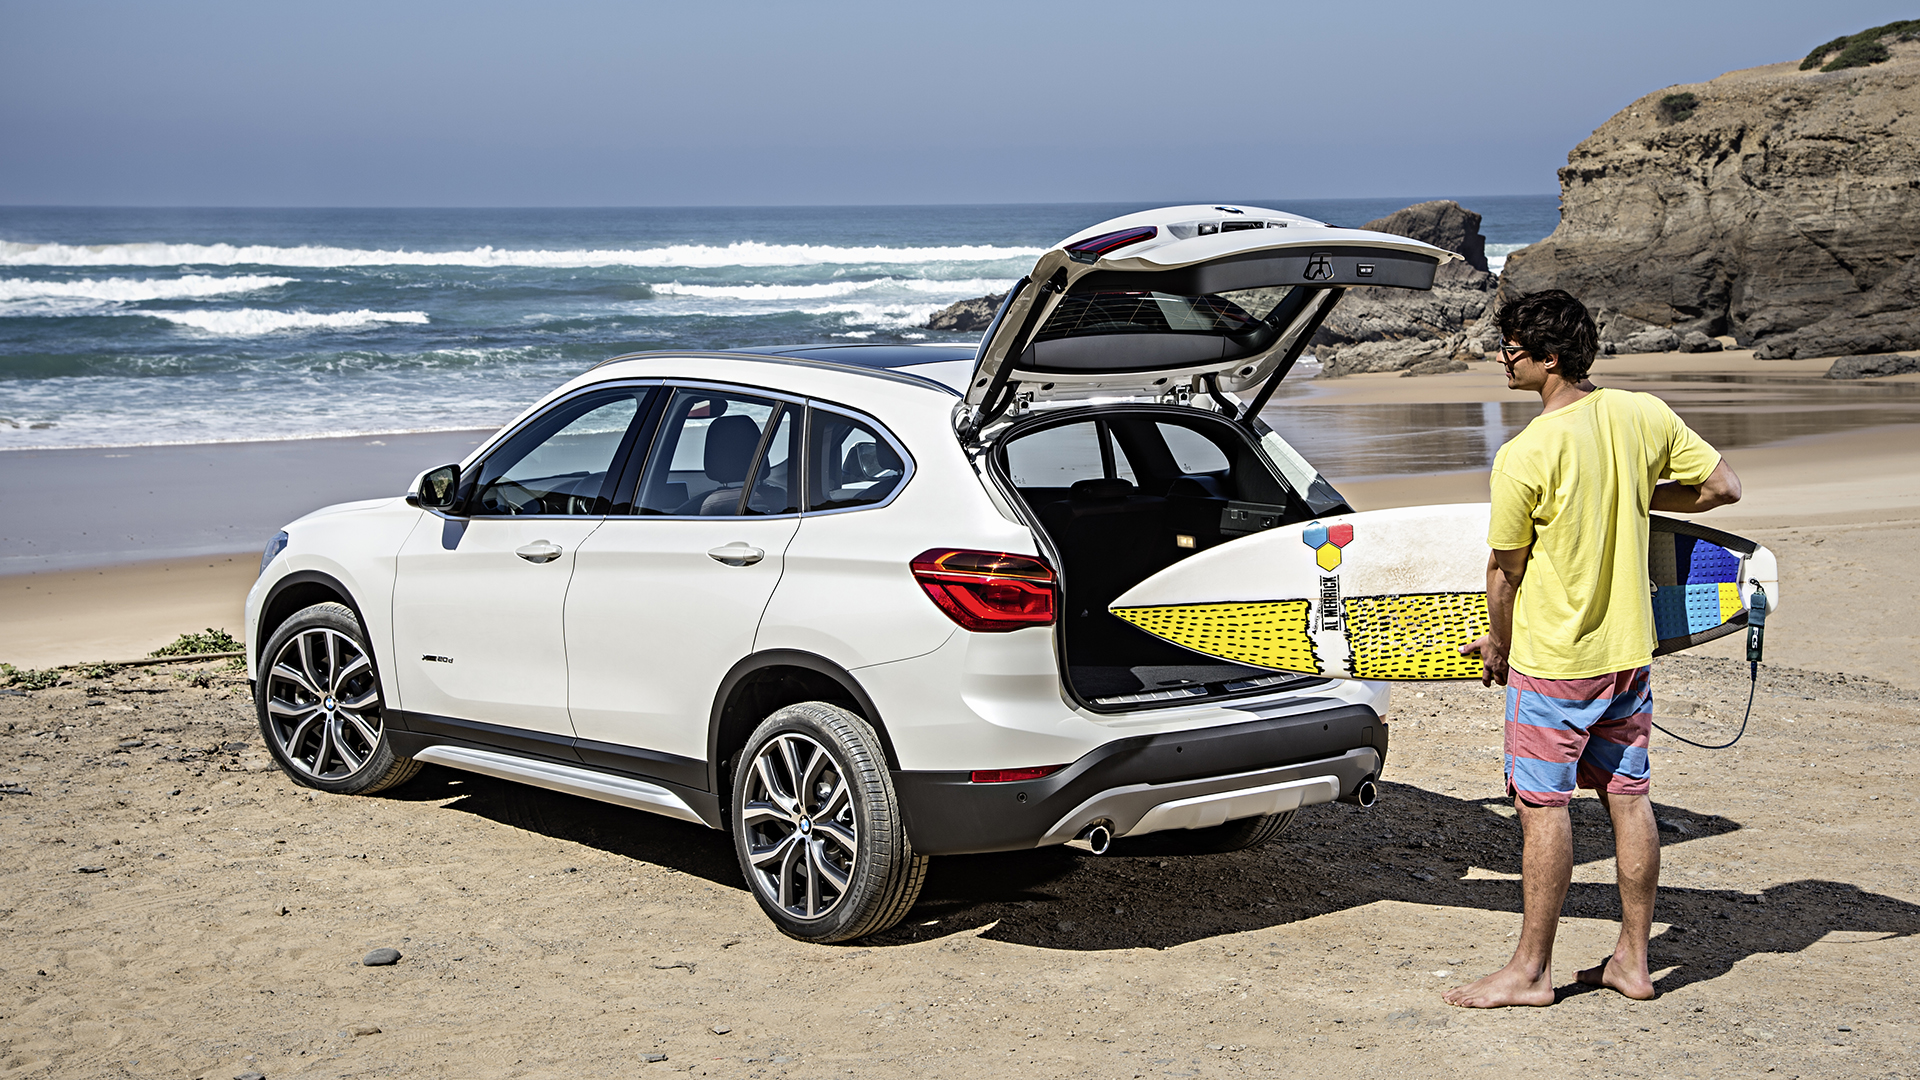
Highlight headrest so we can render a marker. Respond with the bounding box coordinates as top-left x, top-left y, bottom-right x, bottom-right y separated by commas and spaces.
1166, 475, 1224, 499
704, 414, 761, 483
1069, 477, 1136, 501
